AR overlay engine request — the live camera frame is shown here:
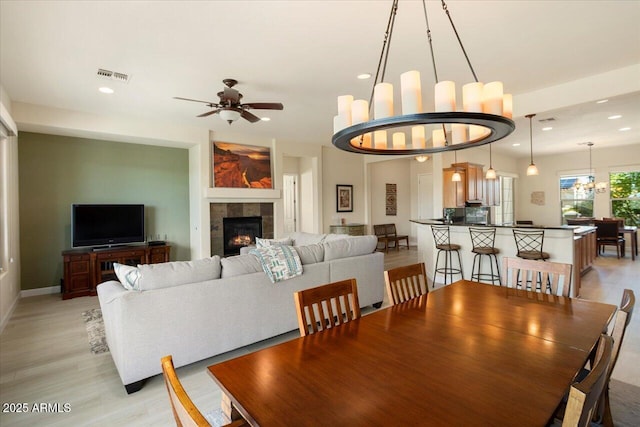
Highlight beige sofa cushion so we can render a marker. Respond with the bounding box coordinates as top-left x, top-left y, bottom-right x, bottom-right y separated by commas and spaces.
293, 243, 325, 265
323, 235, 378, 261
220, 254, 263, 278
136, 256, 222, 291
